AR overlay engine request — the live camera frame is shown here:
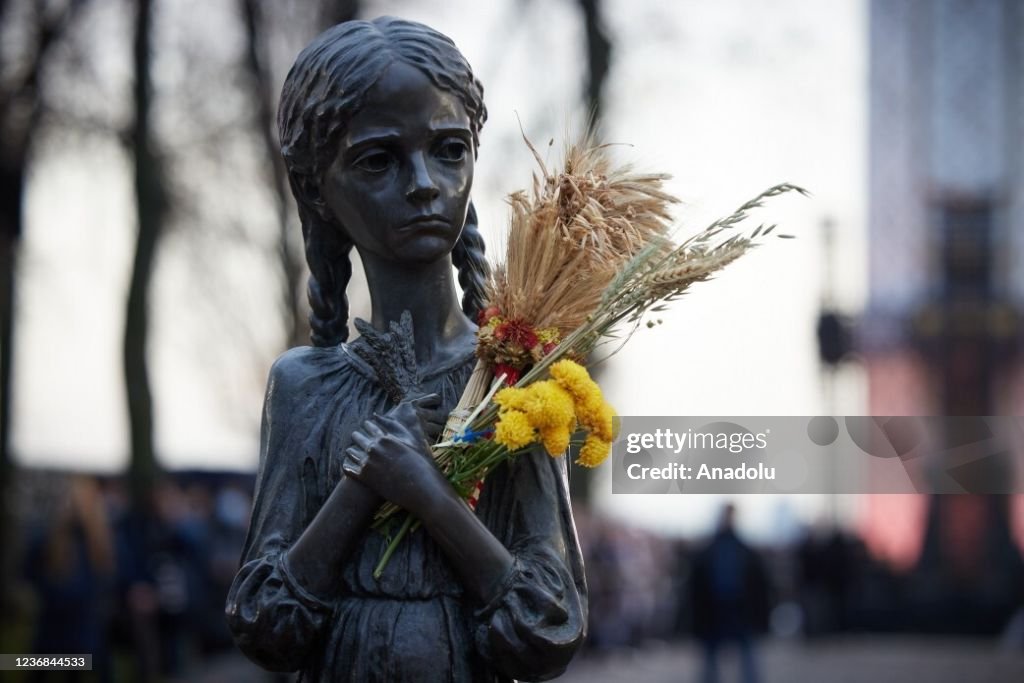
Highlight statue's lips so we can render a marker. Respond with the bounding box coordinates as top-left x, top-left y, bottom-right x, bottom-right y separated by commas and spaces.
398, 216, 452, 232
